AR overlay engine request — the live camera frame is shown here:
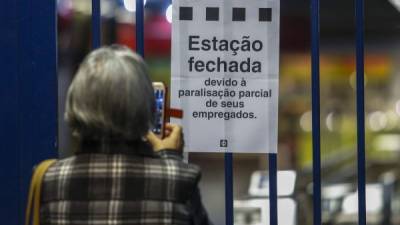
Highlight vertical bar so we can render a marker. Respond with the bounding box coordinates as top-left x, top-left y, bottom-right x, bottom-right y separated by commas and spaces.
1, 2, 20, 223
224, 153, 233, 225
311, 0, 322, 225
0, 0, 57, 224
92, 0, 101, 49
268, 154, 278, 225
136, 0, 145, 57
355, 0, 366, 224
